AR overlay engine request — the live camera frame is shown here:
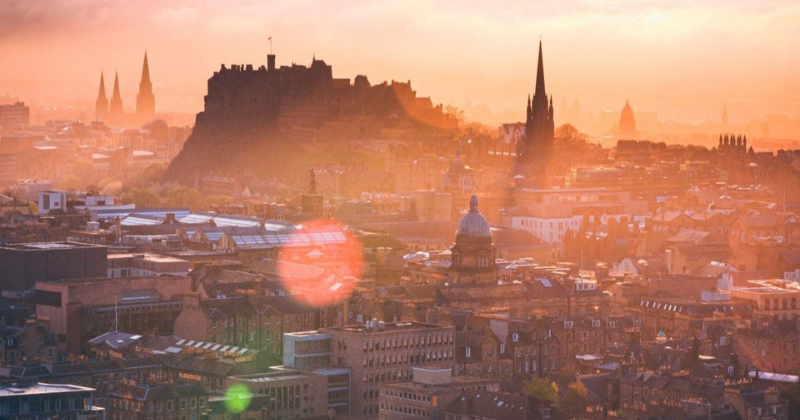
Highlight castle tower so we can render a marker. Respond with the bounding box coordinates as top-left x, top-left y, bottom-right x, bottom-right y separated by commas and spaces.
618, 100, 636, 139
136, 51, 155, 122
95, 72, 109, 122
109, 71, 124, 124
519, 41, 555, 166
449, 195, 497, 286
